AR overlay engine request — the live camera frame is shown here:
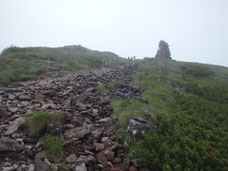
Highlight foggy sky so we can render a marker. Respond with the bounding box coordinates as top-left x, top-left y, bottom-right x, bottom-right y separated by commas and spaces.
0, 0, 228, 66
